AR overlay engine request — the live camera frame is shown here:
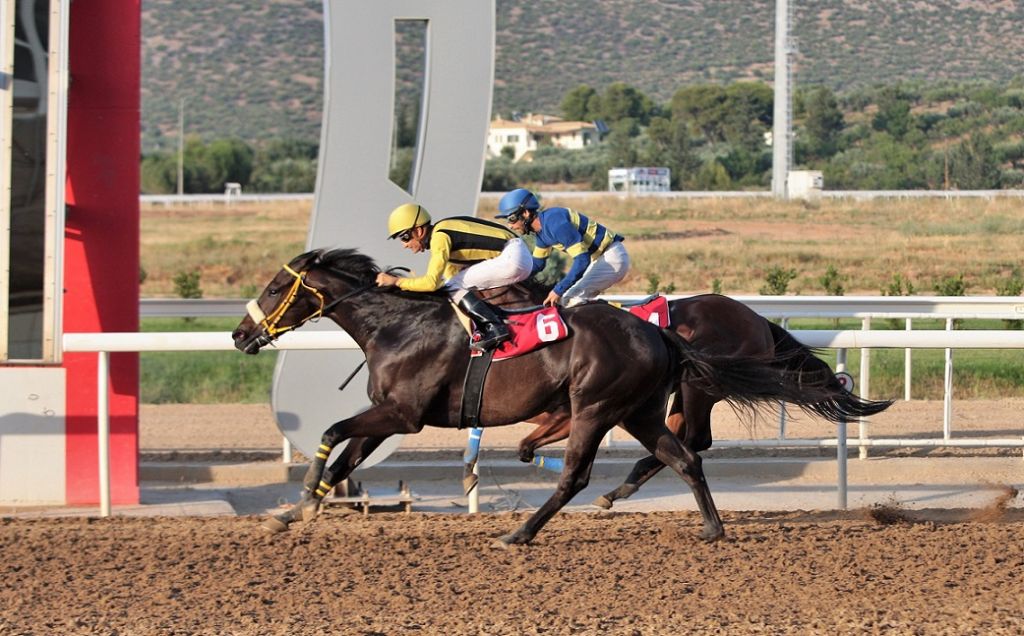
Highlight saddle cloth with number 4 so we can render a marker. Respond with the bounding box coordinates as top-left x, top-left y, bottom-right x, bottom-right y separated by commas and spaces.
470, 306, 569, 361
